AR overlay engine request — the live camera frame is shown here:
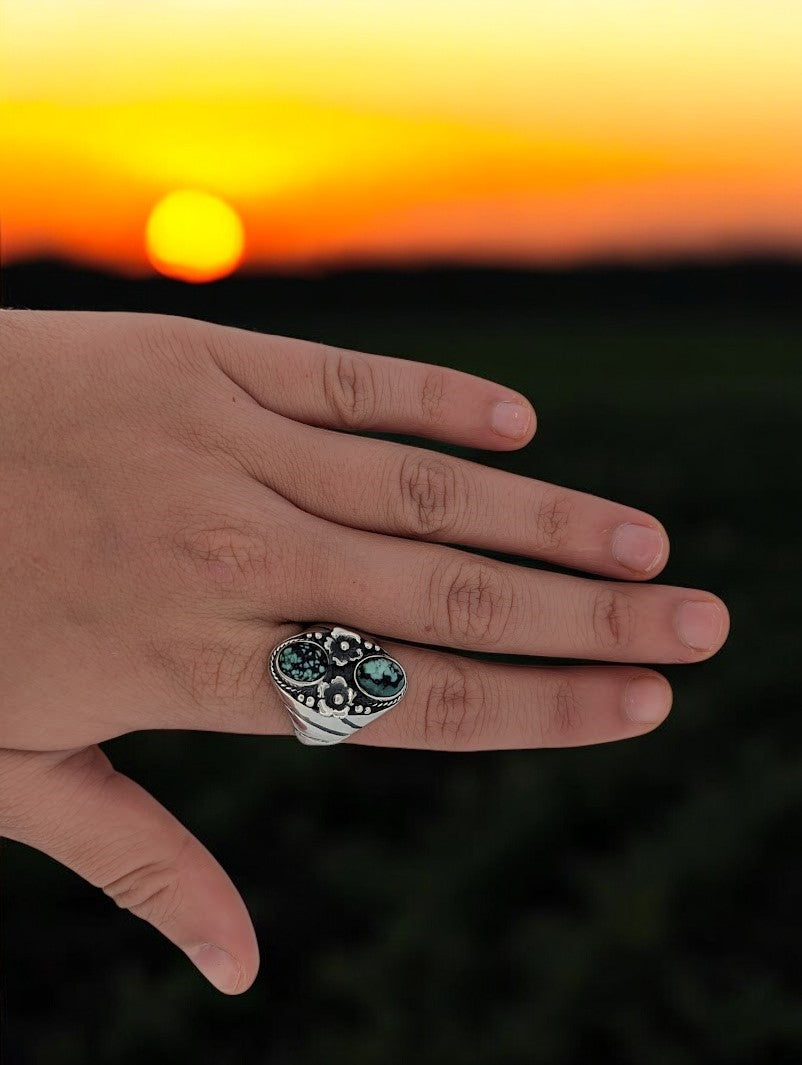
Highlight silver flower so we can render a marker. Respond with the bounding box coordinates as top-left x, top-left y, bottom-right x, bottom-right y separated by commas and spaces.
316, 676, 355, 717
324, 629, 363, 666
